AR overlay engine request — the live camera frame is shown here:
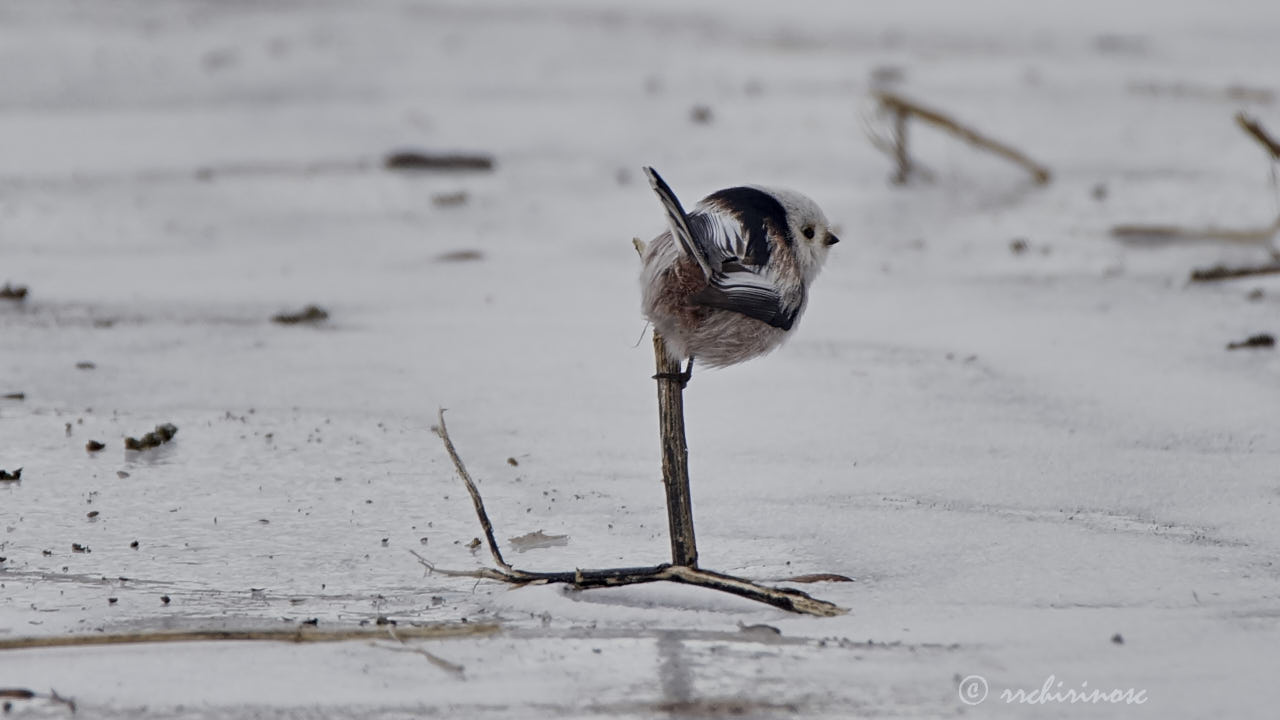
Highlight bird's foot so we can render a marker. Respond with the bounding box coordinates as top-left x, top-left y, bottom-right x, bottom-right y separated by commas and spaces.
652, 358, 694, 389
